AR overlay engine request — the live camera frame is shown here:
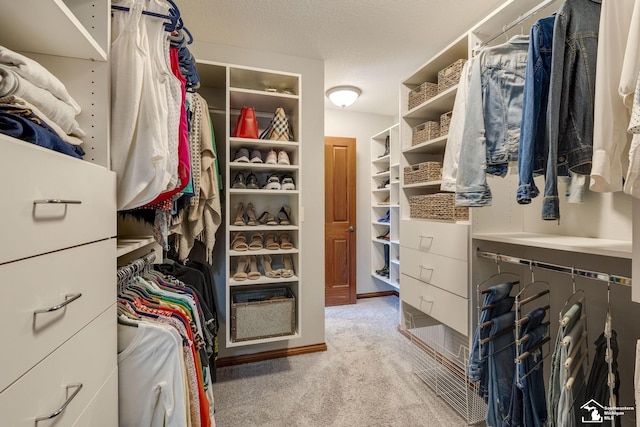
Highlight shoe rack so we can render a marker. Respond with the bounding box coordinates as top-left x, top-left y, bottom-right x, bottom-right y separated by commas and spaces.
370, 124, 400, 290
225, 66, 302, 347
